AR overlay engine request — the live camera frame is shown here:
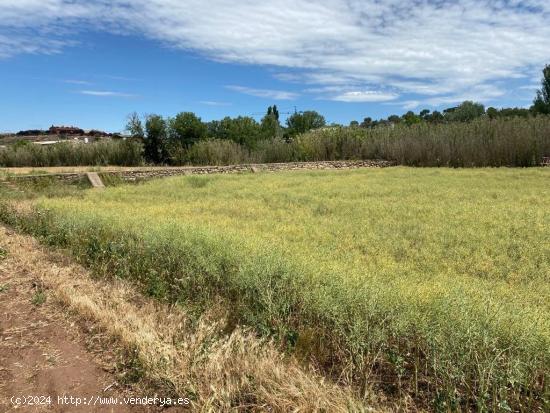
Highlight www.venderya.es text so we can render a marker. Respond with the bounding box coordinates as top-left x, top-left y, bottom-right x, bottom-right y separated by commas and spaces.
11, 395, 190, 407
